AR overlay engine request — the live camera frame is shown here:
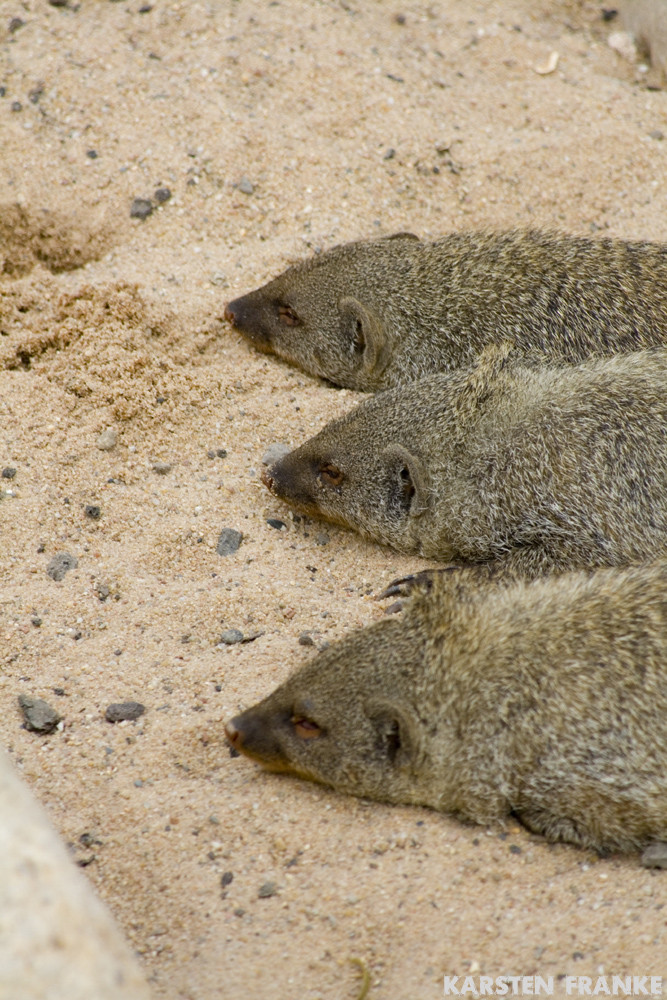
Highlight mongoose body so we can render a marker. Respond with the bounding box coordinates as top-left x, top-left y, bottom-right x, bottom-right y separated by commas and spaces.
224, 229, 667, 390
226, 562, 667, 856
262, 346, 667, 578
